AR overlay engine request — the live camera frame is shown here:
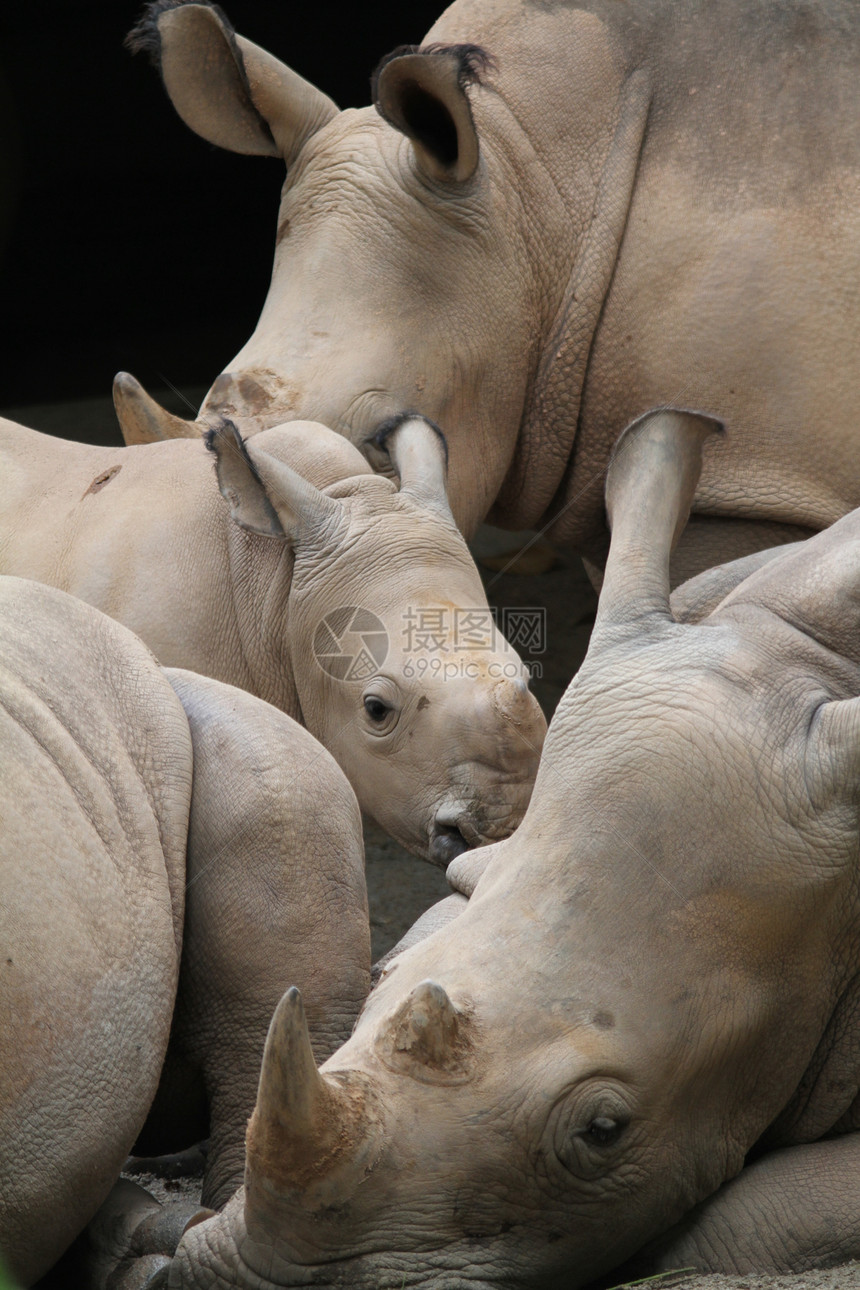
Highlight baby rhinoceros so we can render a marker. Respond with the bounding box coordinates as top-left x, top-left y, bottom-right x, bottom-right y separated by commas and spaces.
0, 413, 545, 865
170, 407, 860, 1289
0, 576, 370, 1287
